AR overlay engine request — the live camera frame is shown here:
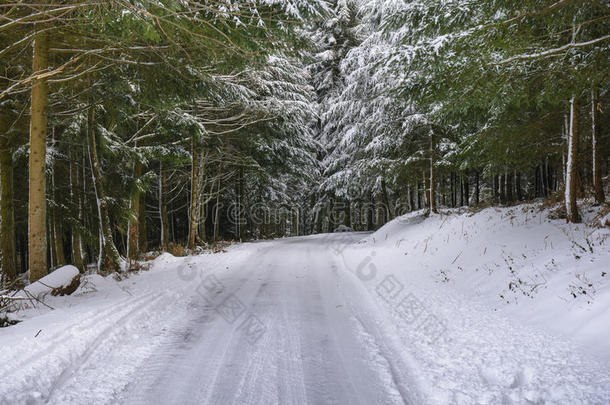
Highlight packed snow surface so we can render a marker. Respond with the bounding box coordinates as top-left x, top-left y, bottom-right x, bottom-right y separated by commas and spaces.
1, 204, 609, 404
